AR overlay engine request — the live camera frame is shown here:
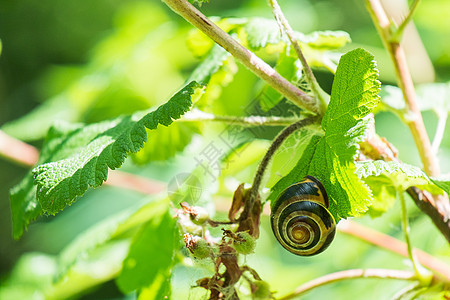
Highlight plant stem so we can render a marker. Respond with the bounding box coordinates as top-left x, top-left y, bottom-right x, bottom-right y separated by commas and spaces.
267, 0, 328, 113
278, 269, 417, 300
431, 112, 447, 154
393, 0, 421, 42
181, 109, 300, 126
0, 130, 39, 167
162, 0, 322, 115
247, 116, 320, 211
398, 191, 422, 278
365, 0, 450, 241
407, 187, 450, 242
365, 0, 439, 177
